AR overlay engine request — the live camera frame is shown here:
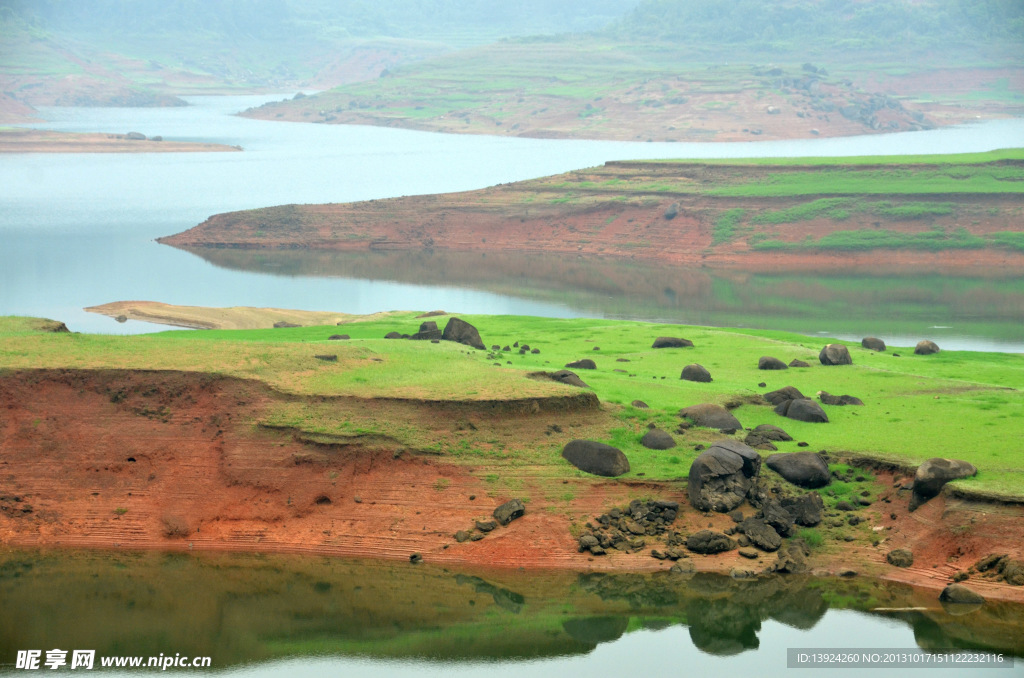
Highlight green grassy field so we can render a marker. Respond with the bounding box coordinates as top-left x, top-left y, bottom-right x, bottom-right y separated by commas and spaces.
3, 313, 1023, 500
